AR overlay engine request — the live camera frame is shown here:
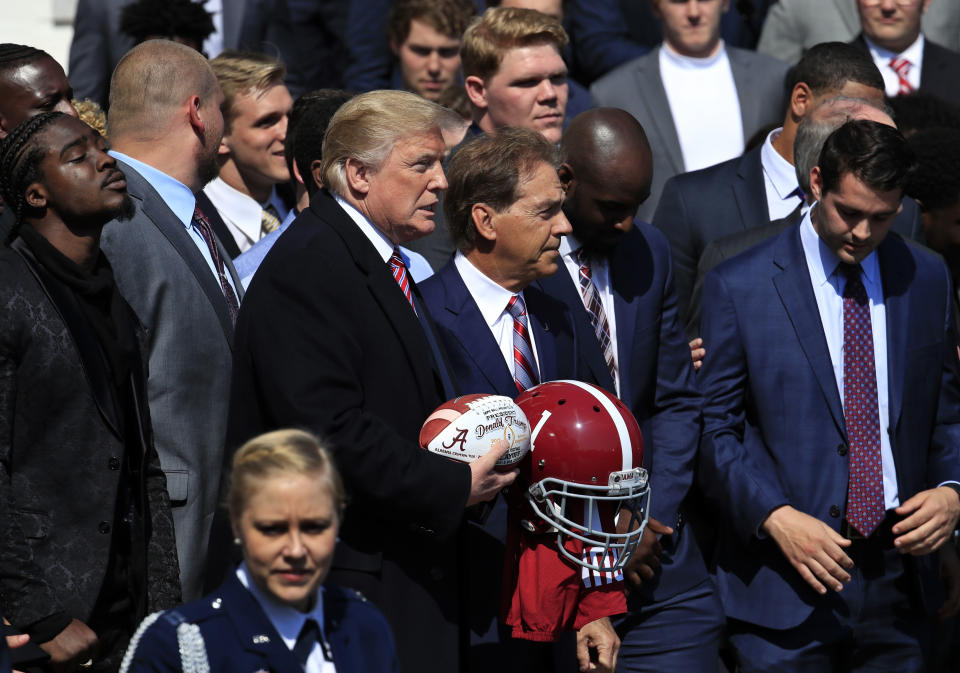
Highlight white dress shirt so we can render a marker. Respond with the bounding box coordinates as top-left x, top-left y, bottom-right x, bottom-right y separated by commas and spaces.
800, 209, 898, 510
203, 177, 290, 254
110, 151, 238, 296
660, 41, 744, 172
760, 128, 805, 221
558, 235, 620, 394
333, 195, 431, 276
864, 33, 925, 98
453, 251, 541, 379
236, 564, 336, 673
